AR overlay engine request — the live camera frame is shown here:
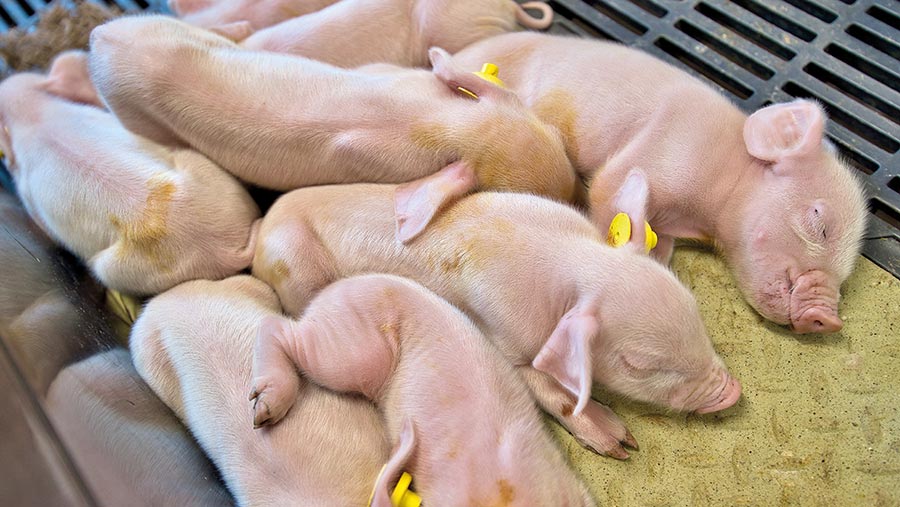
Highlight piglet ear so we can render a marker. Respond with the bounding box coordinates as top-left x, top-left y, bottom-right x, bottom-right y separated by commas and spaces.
429, 47, 511, 101
209, 21, 254, 42
395, 160, 477, 244
370, 418, 417, 507
743, 99, 825, 162
612, 170, 650, 254
39, 51, 104, 108
532, 305, 598, 417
